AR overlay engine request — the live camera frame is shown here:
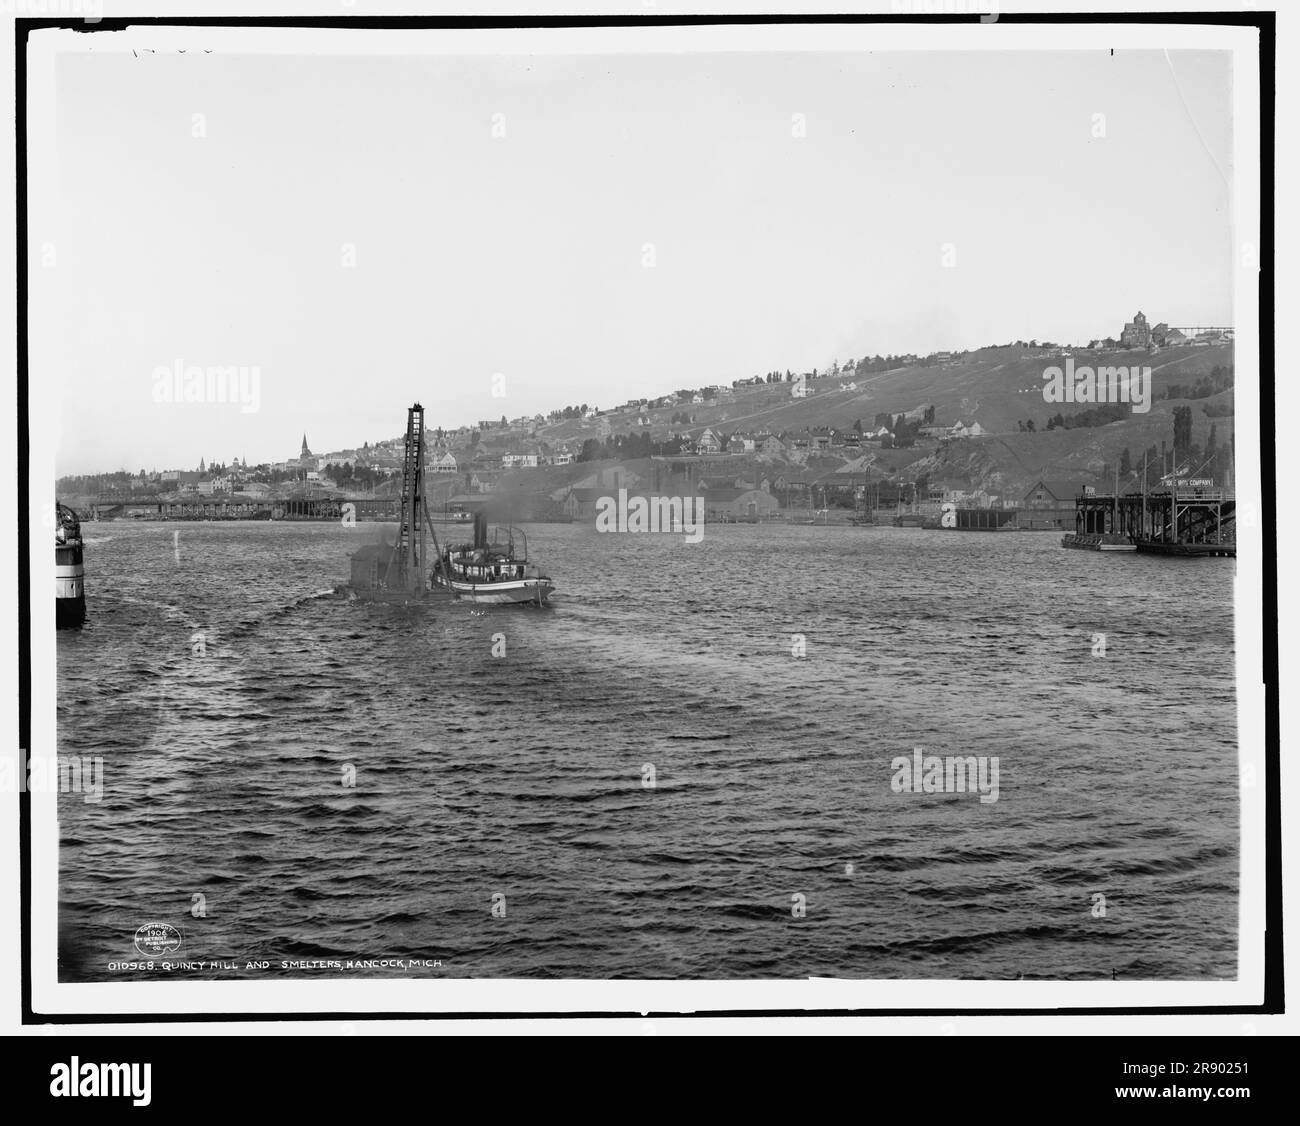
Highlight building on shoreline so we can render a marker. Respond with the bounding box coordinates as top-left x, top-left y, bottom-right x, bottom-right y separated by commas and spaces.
1020, 477, 1096, 530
